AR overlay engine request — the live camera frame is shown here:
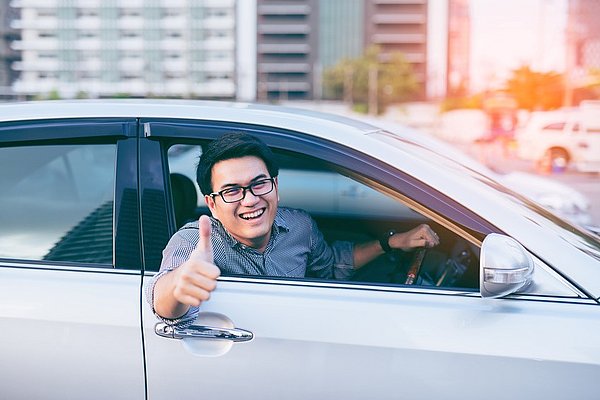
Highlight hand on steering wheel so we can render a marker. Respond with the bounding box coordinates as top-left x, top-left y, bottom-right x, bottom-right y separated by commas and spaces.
389, 224, 439, 251
387, 224, 439, 285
